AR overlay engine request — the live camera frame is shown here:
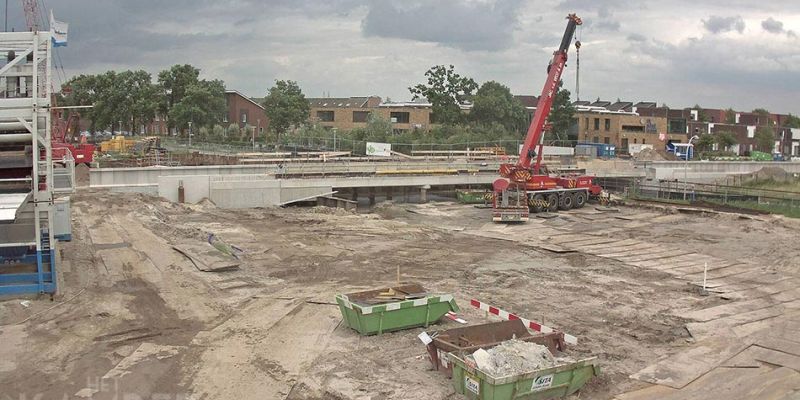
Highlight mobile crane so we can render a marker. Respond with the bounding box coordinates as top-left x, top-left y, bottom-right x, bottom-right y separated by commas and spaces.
492, 14, 602, 222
